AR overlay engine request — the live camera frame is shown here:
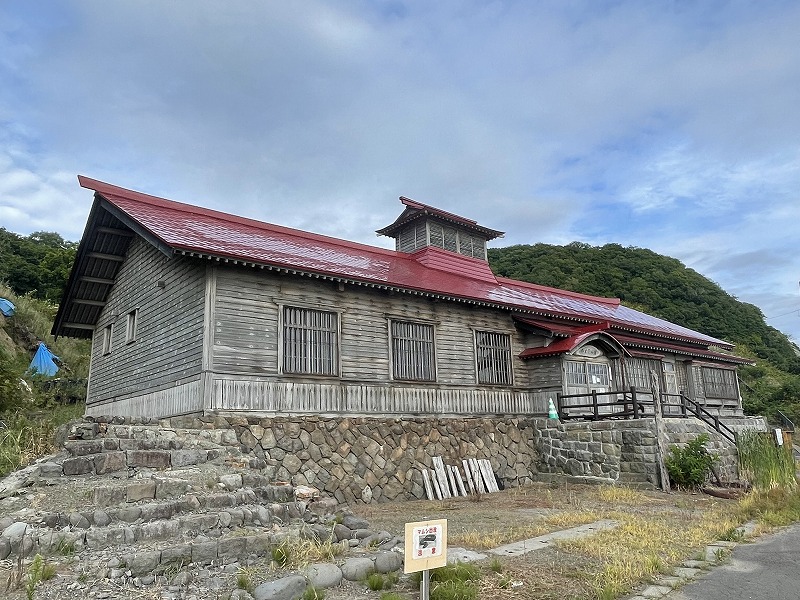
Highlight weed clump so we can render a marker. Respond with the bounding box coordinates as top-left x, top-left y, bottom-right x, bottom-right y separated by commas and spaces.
737, 430, 797, 491
412, 562, 480, 600
665, 434, 715, 489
